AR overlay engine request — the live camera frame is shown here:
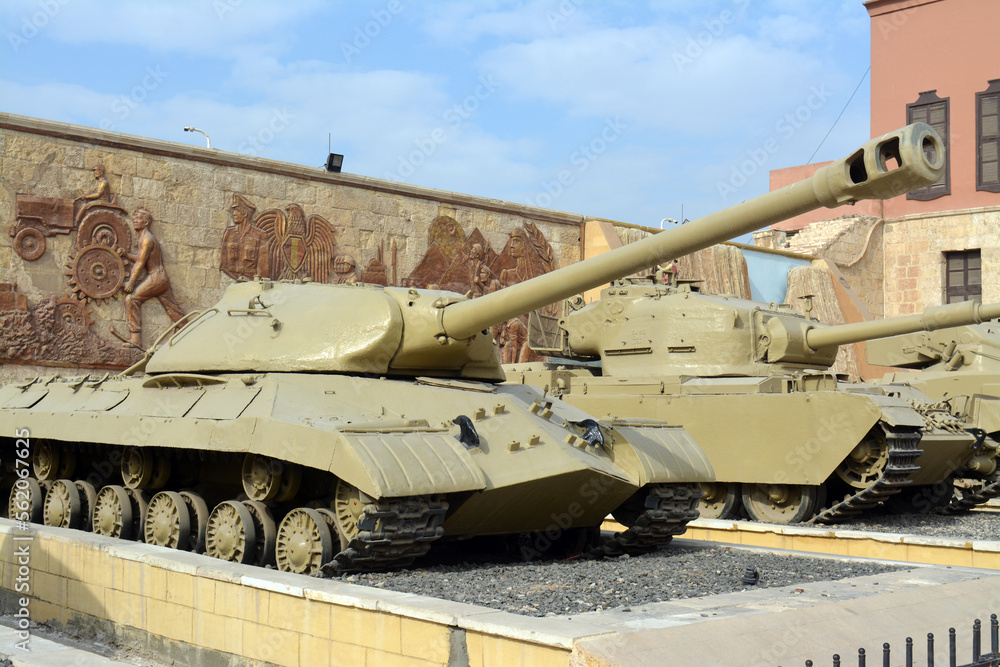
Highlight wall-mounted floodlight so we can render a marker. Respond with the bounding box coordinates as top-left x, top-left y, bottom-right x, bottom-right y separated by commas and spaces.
183, 126, 211, 148
325, 153, 344, 173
